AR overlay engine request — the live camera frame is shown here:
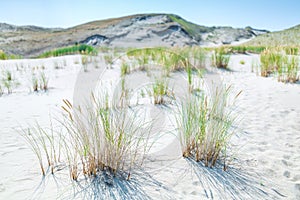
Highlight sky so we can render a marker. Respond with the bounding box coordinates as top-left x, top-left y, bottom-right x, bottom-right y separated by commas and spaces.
0, 0, 299, 31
